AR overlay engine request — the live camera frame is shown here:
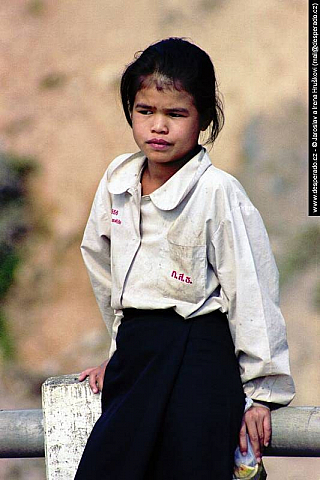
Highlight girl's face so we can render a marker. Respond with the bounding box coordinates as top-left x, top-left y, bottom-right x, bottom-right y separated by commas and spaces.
132, 84, 202, 166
